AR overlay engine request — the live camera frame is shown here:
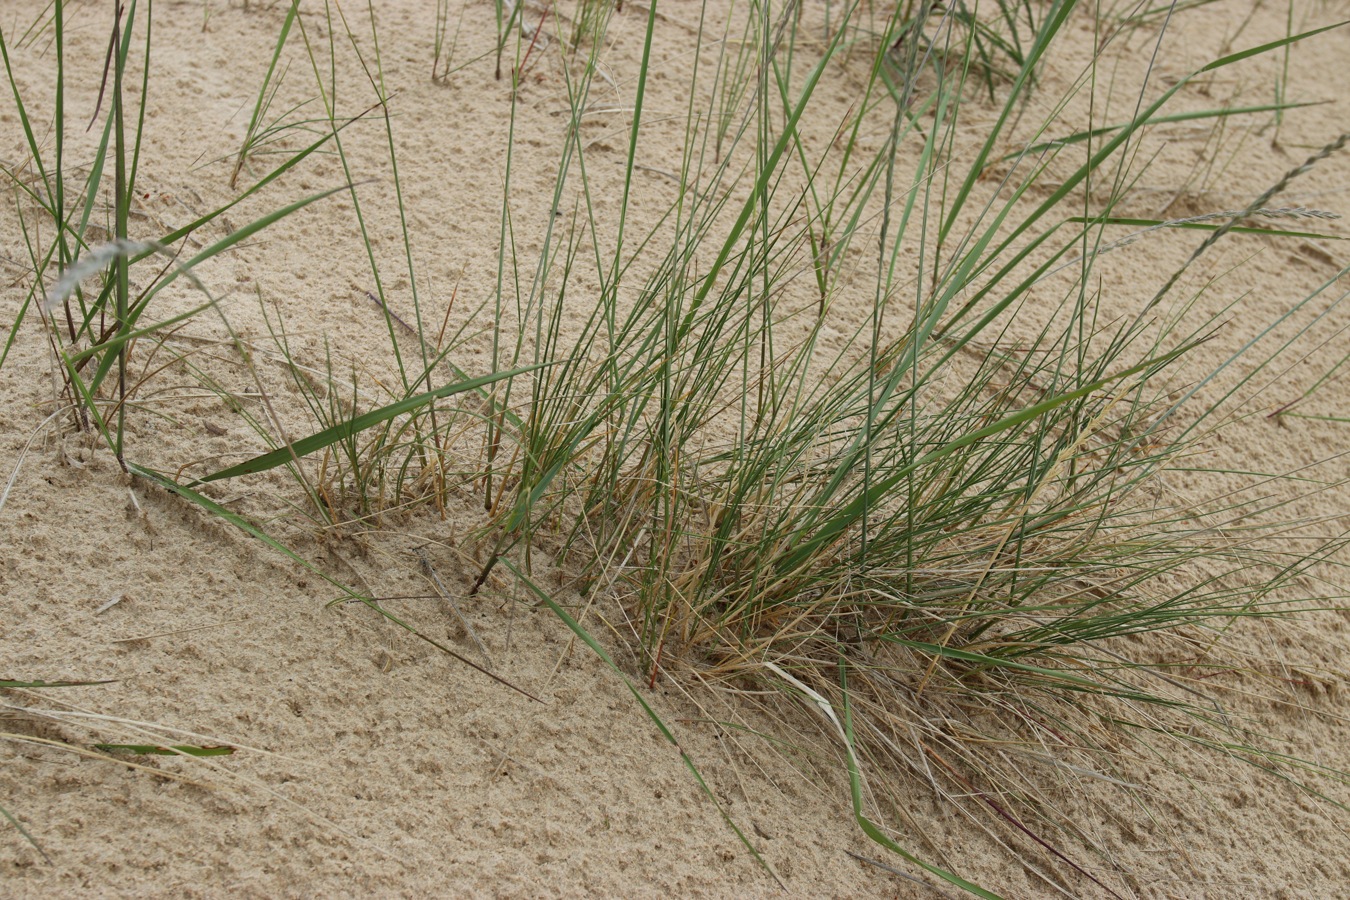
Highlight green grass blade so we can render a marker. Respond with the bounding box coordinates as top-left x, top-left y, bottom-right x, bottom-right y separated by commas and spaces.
193, 364, 546, 484
232, 0, 301, 186
780, 340, 1200, 574
1199, 20, 1346, 73
92, 744, 235, 757
939, 0, 1079, 244
80, 185, 353, 398
1003, 100, 1324, 161
1071, 215, 1344, 241
782, 662, 1005, 899
0, 802, 51, 865
146, 184, 353, 301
